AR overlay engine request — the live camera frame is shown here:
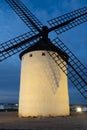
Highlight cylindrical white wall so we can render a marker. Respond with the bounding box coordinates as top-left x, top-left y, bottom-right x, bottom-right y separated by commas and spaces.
18, 51, 70, 117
